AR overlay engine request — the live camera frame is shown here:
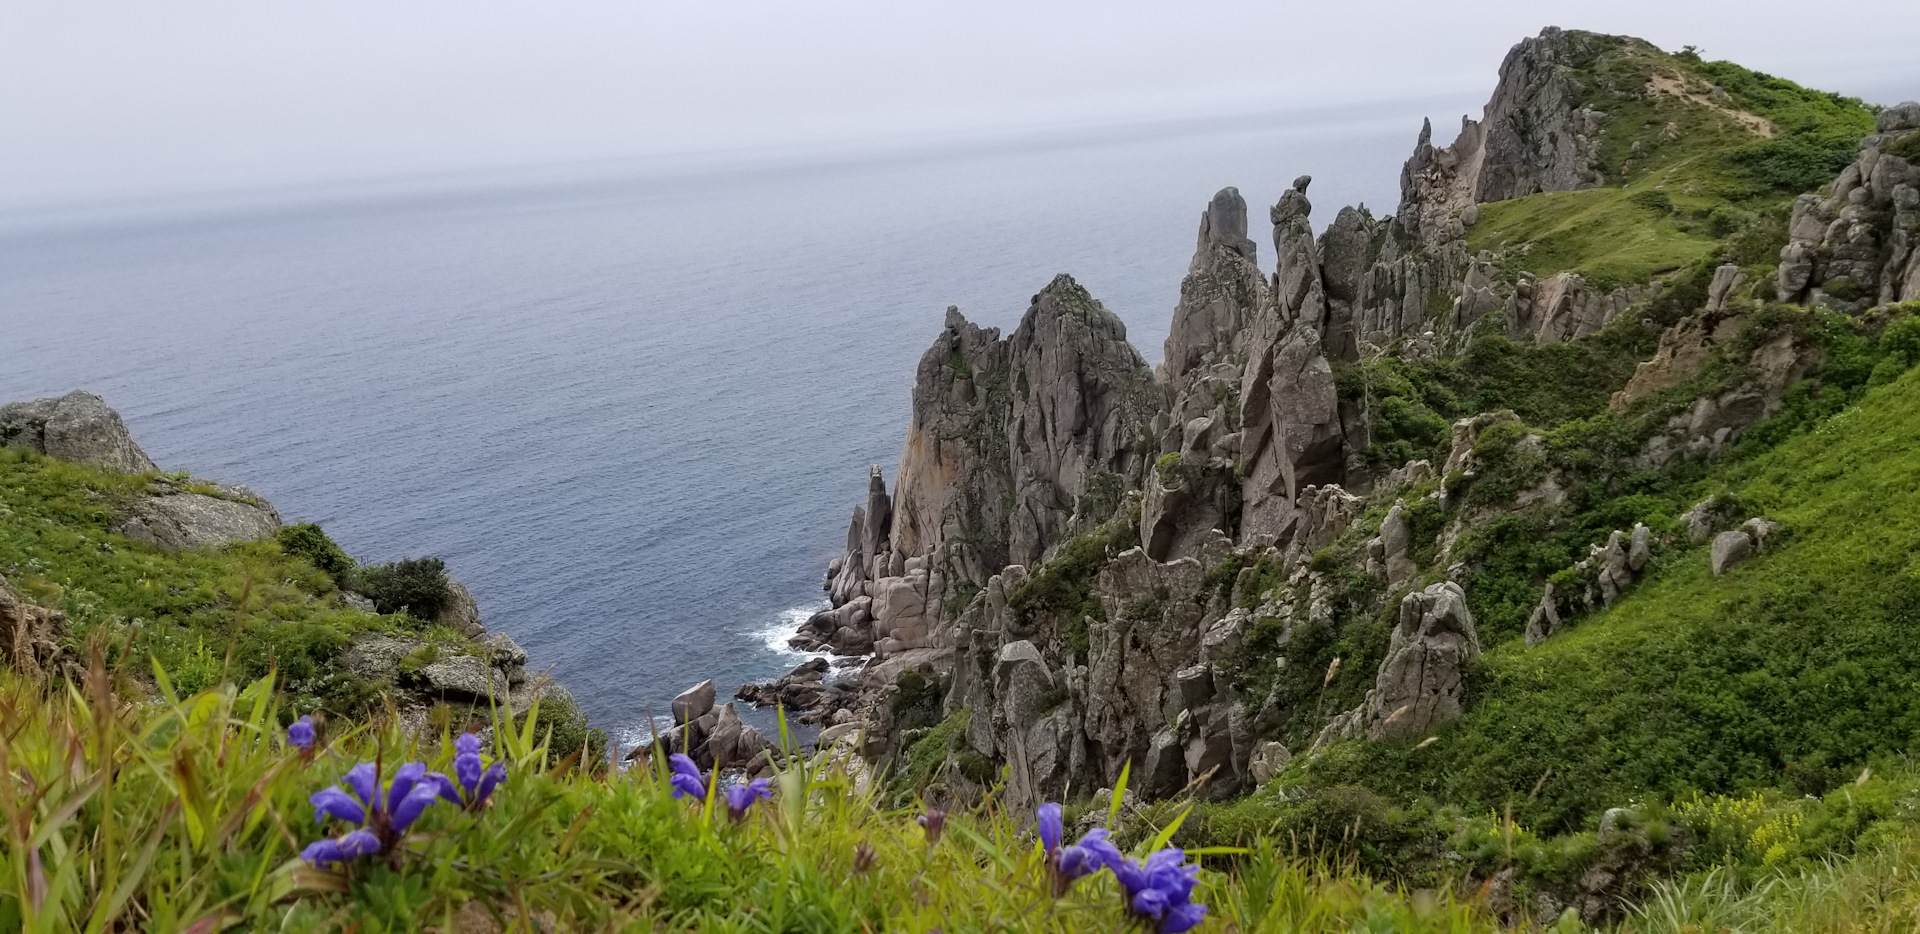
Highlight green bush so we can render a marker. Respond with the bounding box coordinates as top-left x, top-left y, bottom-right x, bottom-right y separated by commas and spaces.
276, 521, 355, 586
354, 556, 452, 620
